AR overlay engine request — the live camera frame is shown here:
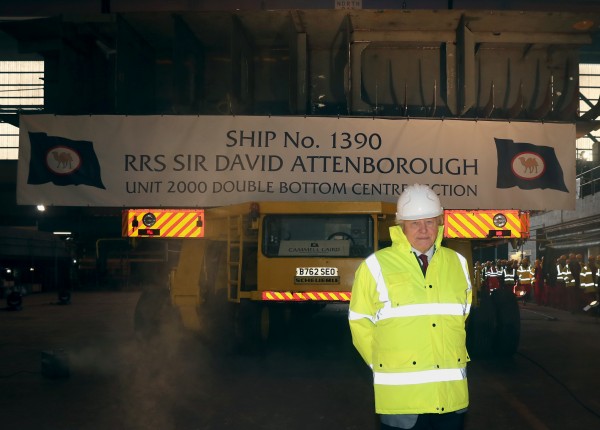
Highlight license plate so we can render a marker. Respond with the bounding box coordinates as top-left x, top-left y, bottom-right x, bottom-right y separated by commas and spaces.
295, 267, 338, 277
